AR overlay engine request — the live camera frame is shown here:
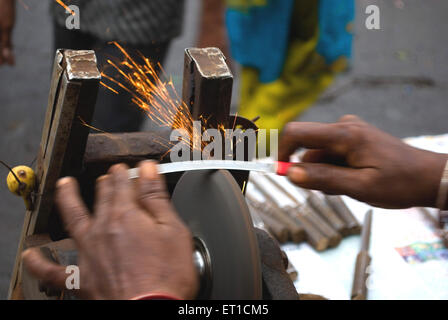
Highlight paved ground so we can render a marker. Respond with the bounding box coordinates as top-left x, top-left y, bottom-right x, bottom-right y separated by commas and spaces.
301, 0, 448, 138
0, 0, 447, 298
